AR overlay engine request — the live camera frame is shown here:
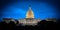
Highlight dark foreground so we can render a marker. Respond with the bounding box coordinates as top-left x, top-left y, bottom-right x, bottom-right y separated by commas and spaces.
0, 20, 60, 30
